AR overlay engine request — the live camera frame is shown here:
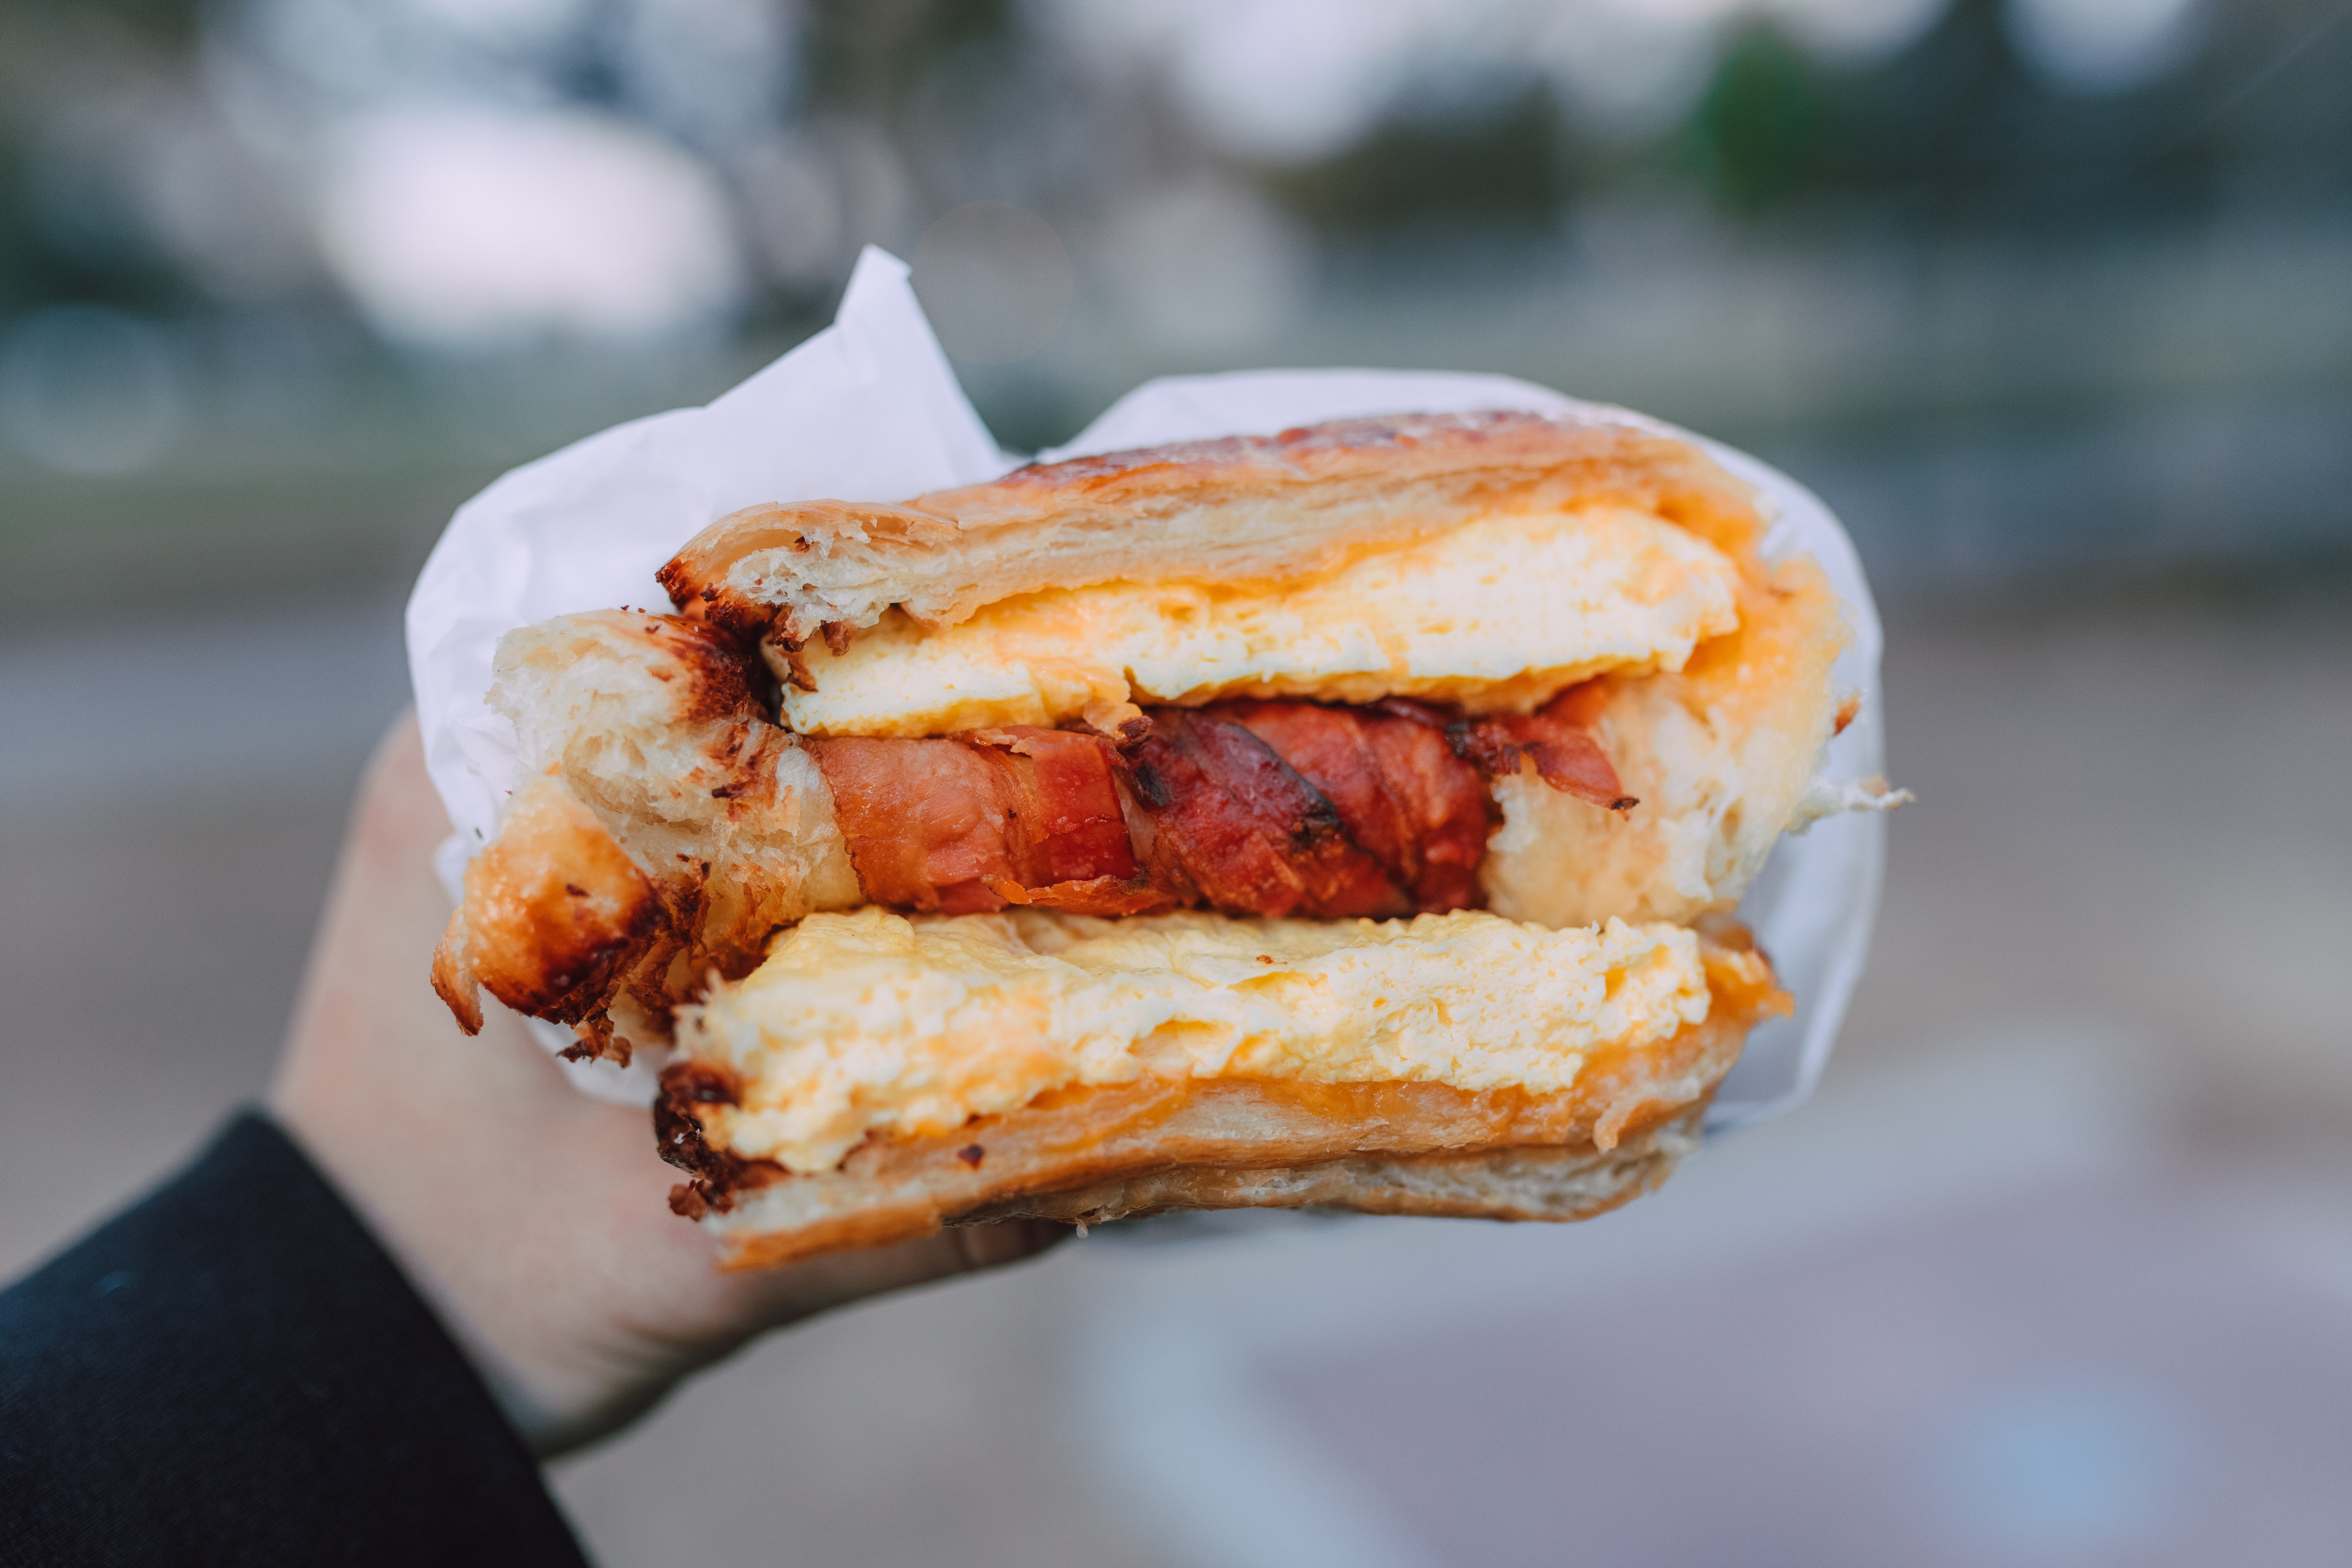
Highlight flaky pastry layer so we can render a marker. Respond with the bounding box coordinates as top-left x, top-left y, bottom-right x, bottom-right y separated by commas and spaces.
956, 1112, 1704, 1231
711, 1112, 1707, 1270
658, 411, 1768, 649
